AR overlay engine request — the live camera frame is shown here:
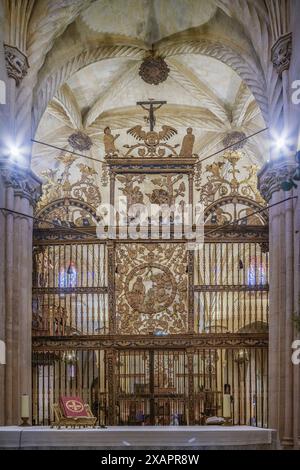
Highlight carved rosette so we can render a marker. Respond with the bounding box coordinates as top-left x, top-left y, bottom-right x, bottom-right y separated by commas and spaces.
222, 131, 246, 150
271, 32, 292, 75
257, 159, 297, 202
139, 56, 170, 85
68, 131, 93, 151
0, 162, 42, 206
4, 44, 29, 85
